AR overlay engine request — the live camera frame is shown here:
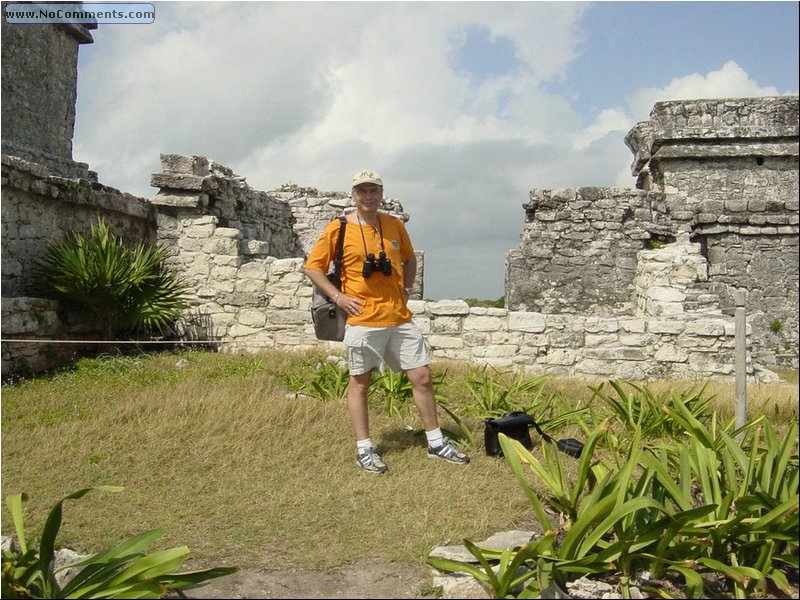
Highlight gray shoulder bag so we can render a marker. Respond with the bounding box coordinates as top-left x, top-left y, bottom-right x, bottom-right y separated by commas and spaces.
310, 217, 347, 341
